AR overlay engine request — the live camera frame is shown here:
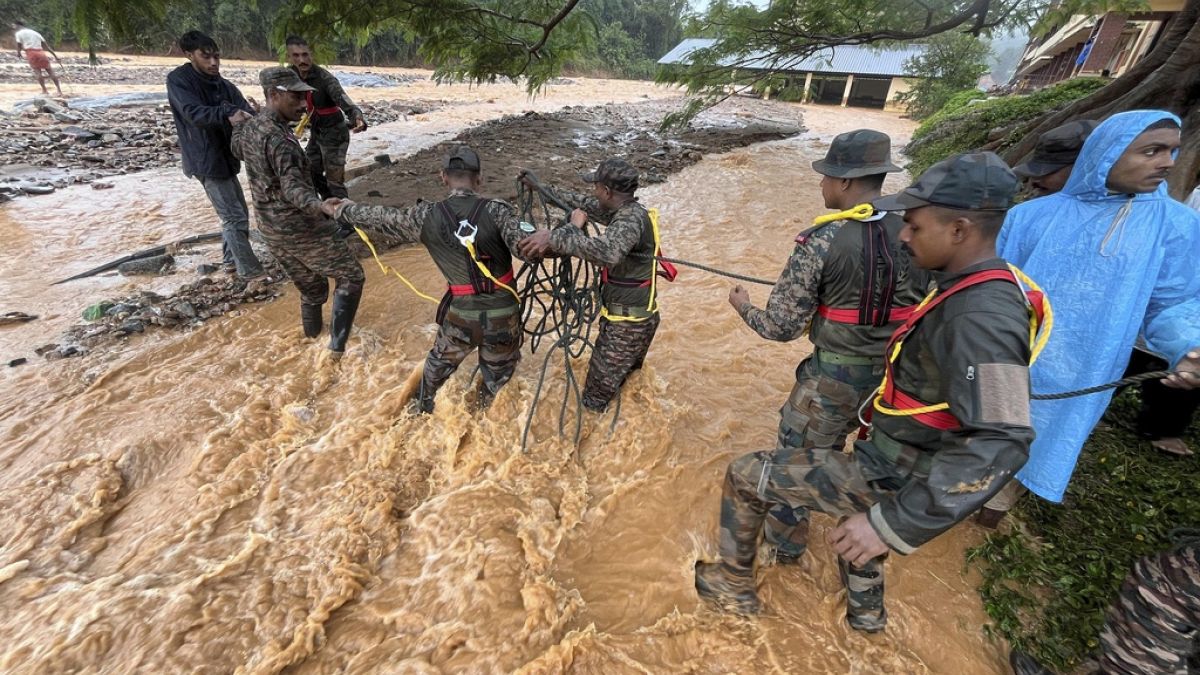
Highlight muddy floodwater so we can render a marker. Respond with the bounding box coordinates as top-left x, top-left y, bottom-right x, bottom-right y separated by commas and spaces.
0, 58, 1008, 673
